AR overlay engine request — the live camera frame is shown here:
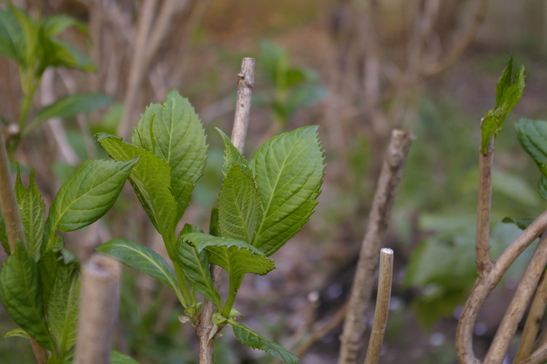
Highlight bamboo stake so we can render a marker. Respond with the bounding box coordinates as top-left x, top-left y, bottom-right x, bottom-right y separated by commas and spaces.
363, 248, 394, 364
196, 58, 255, 364
338, 130, 412, 364
74, 254, 121, 364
